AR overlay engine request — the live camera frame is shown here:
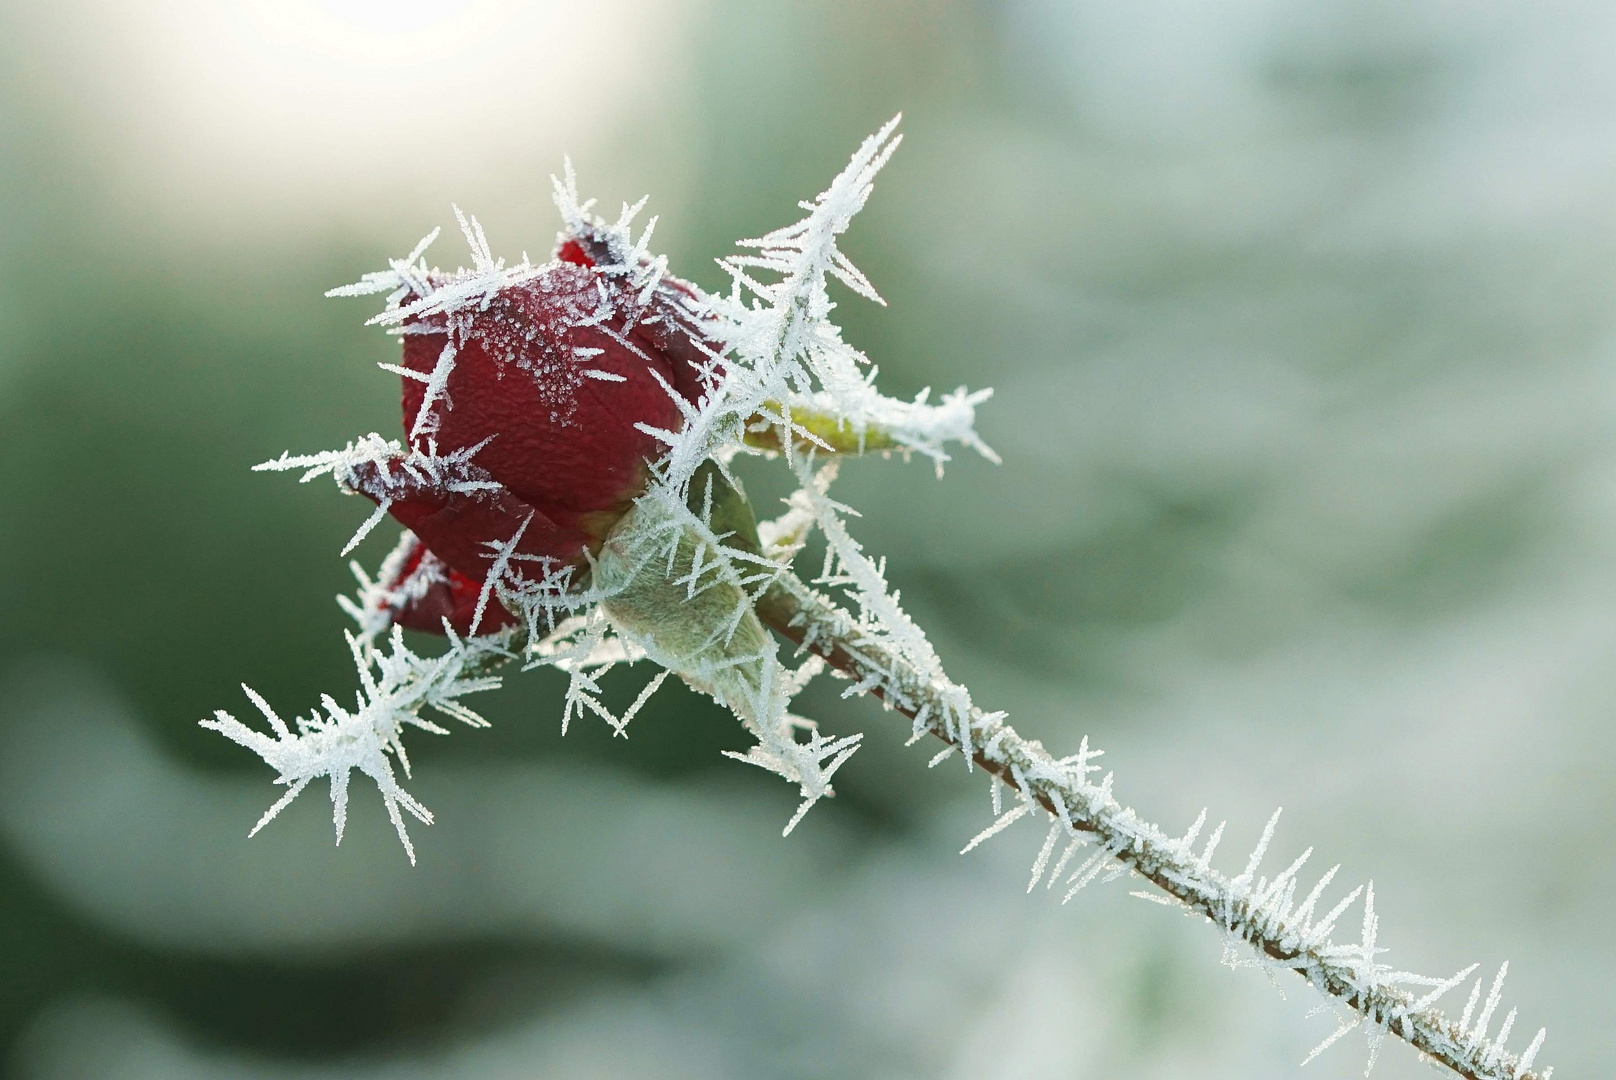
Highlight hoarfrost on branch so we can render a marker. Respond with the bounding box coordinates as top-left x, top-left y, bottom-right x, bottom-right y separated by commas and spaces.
208, 118, 1548, 1080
